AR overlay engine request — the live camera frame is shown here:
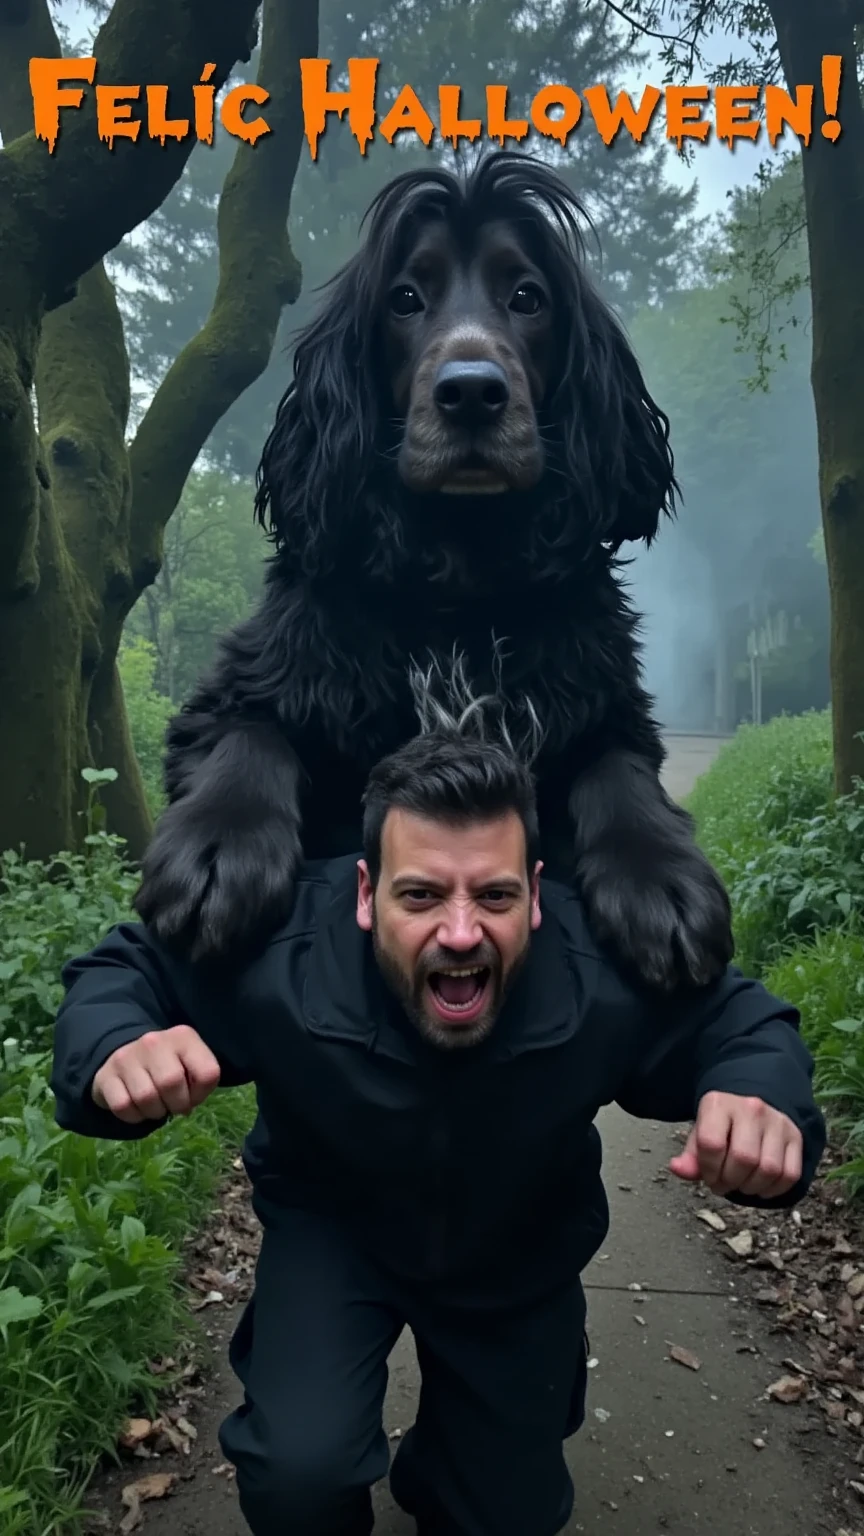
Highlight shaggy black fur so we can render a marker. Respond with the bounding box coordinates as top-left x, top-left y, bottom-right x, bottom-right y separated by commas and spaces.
134, 150, 733, 991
